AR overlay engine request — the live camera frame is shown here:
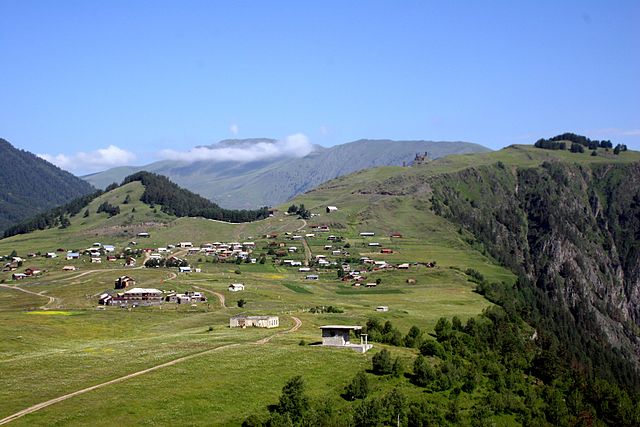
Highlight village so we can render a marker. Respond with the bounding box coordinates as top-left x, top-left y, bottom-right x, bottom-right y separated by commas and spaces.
0, 205, 445, 358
